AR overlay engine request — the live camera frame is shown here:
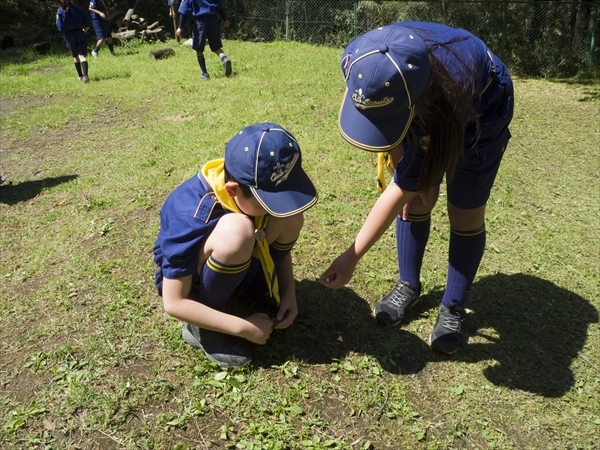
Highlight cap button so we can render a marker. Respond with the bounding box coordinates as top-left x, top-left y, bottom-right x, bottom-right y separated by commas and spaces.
261, 125, 271, 132
379, 44, 389, 53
